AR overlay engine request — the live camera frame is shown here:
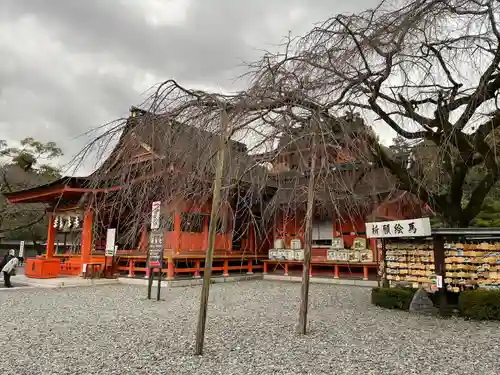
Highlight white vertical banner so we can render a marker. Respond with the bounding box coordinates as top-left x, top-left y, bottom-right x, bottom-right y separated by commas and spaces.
151, 201, 161, 230
19, 241, 25, 258
105, 228, 116, 256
